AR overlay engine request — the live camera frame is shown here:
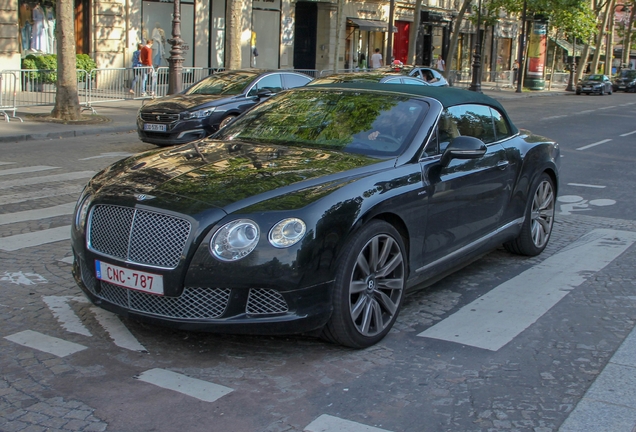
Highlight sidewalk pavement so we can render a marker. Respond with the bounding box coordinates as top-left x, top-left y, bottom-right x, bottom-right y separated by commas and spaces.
0, 86, 571, 144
